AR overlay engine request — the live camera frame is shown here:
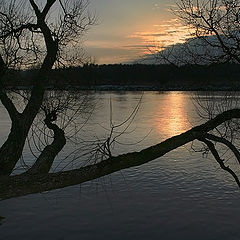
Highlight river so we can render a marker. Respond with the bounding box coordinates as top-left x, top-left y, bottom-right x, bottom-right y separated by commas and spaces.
1, 91, 240, 240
